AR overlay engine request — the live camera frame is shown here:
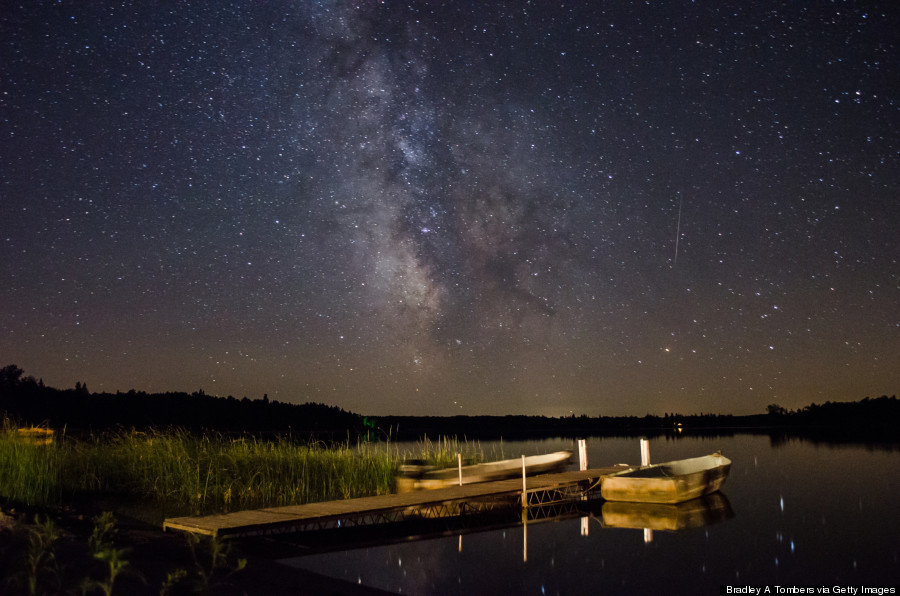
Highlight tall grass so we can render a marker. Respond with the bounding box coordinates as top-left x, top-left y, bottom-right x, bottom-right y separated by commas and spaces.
0, 425, 483, 519
0, 427, 64, 506
406, 435, 487, 467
